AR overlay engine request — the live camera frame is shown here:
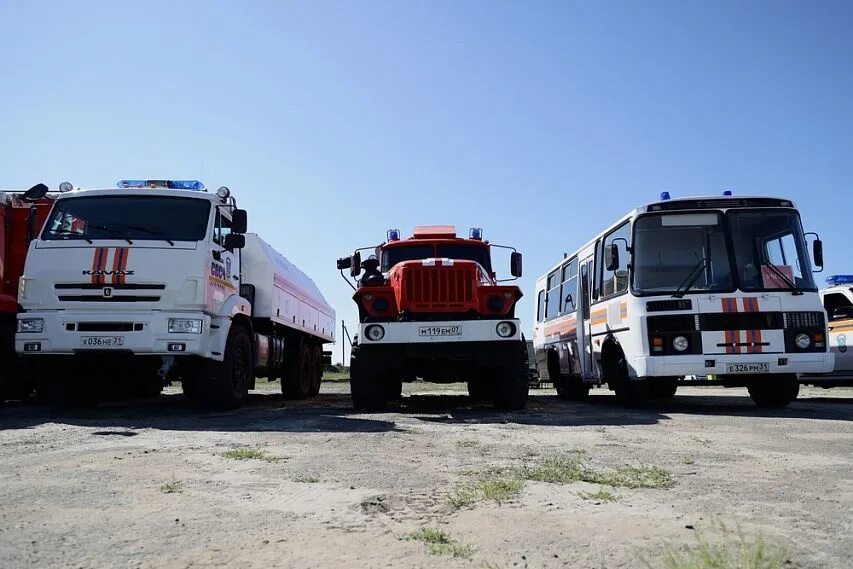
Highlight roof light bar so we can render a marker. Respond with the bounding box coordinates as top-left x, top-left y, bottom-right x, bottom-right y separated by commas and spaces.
826, 275, 853, 286
387, 228, 401, 241
723, 190, 733, 196
660, 191, 671, 201
469, 227, 483, 240
117, 179, 205, 190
